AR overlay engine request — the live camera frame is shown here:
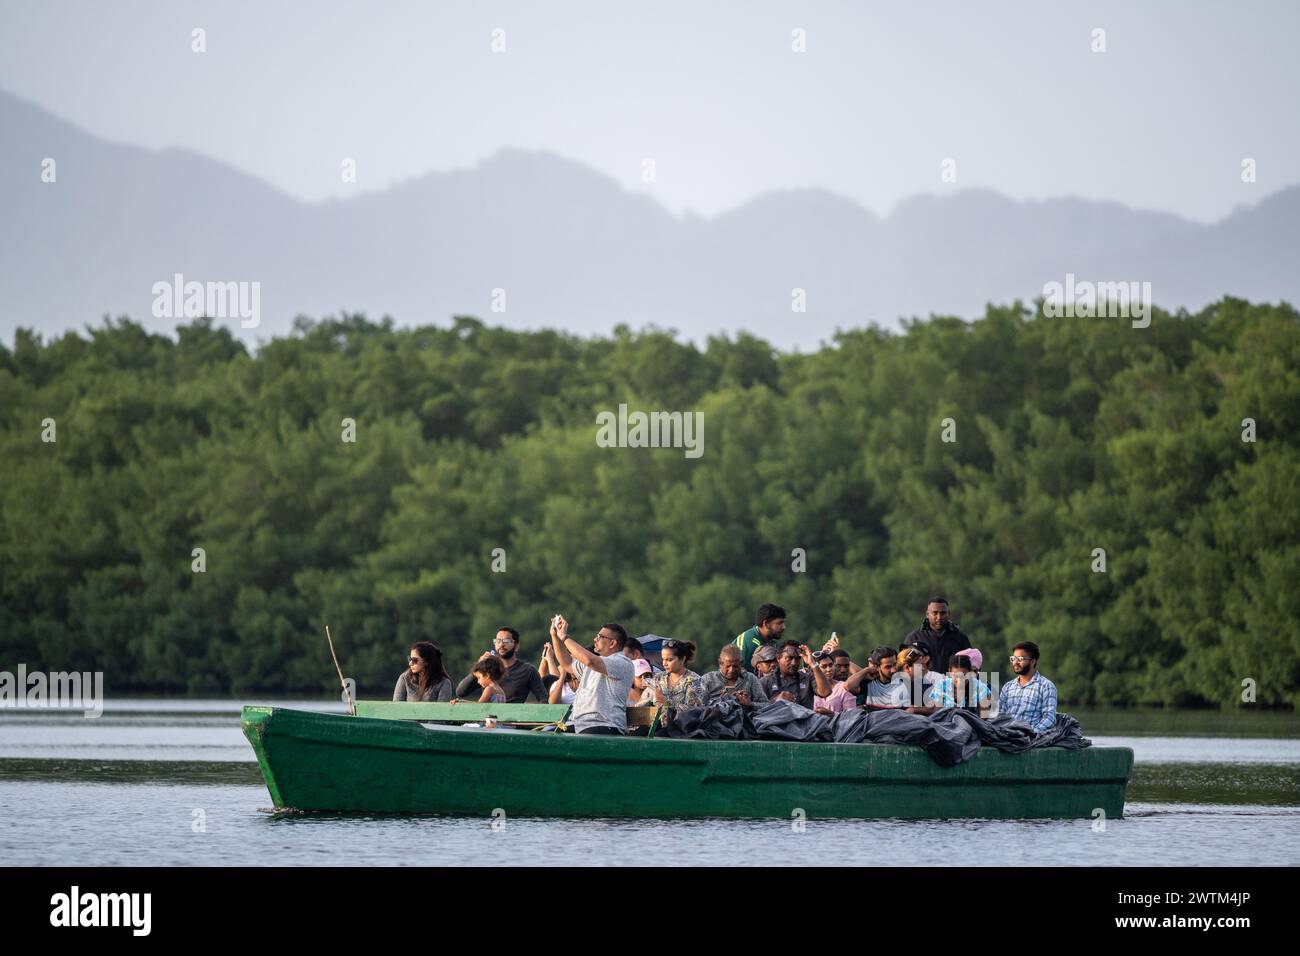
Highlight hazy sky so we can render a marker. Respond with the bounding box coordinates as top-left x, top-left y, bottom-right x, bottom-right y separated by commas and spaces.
3, 0, 1297, 222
